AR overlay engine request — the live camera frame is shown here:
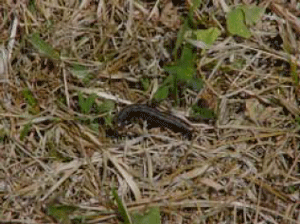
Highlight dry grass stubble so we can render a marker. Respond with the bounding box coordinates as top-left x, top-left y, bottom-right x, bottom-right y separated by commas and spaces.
0, 0, 300, 223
